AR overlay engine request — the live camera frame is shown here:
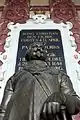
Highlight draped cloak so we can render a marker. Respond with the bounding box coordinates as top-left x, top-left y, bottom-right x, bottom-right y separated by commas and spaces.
3, 60, 78, 120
